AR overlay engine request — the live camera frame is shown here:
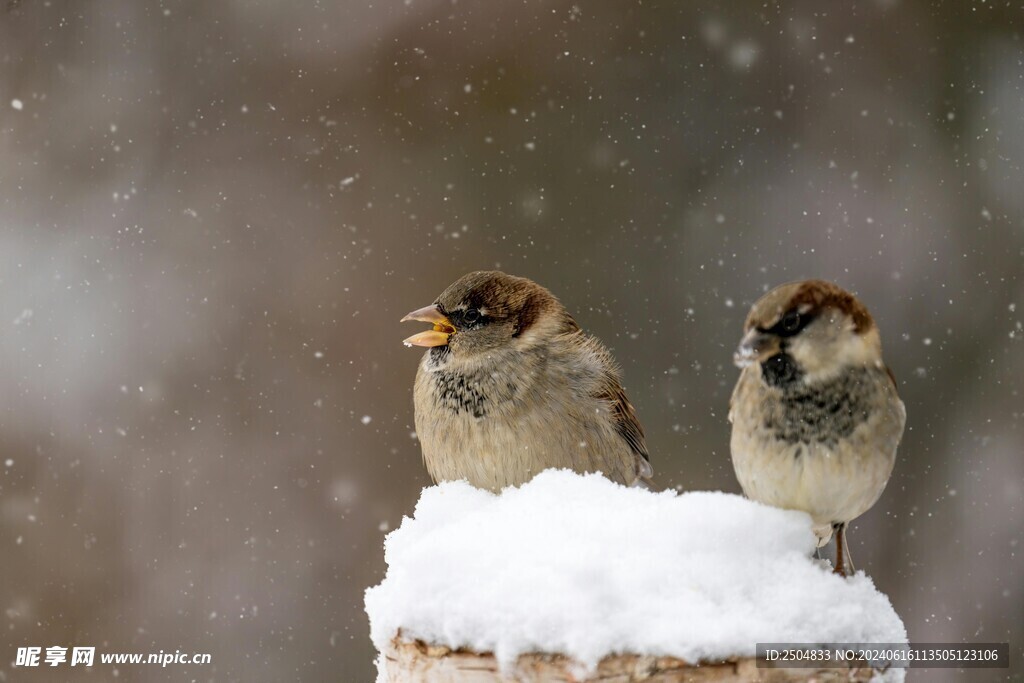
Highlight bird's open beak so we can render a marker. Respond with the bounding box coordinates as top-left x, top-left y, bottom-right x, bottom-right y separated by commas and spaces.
401, 304, 456, 347
733, 329, 780, 368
